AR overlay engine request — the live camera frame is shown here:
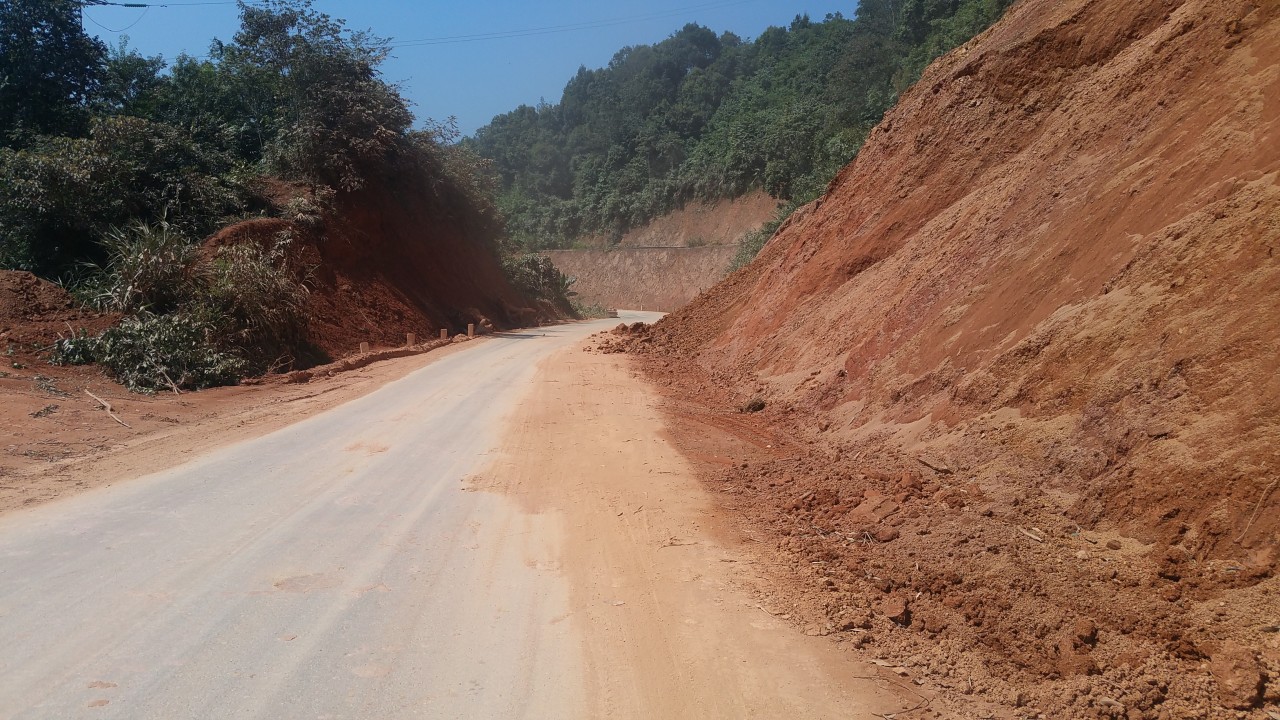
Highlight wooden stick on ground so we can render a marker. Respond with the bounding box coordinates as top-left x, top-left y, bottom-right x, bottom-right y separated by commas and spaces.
85, 390, 131, 428
1016, 525, 1045, 543
158, 369, 182, 395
